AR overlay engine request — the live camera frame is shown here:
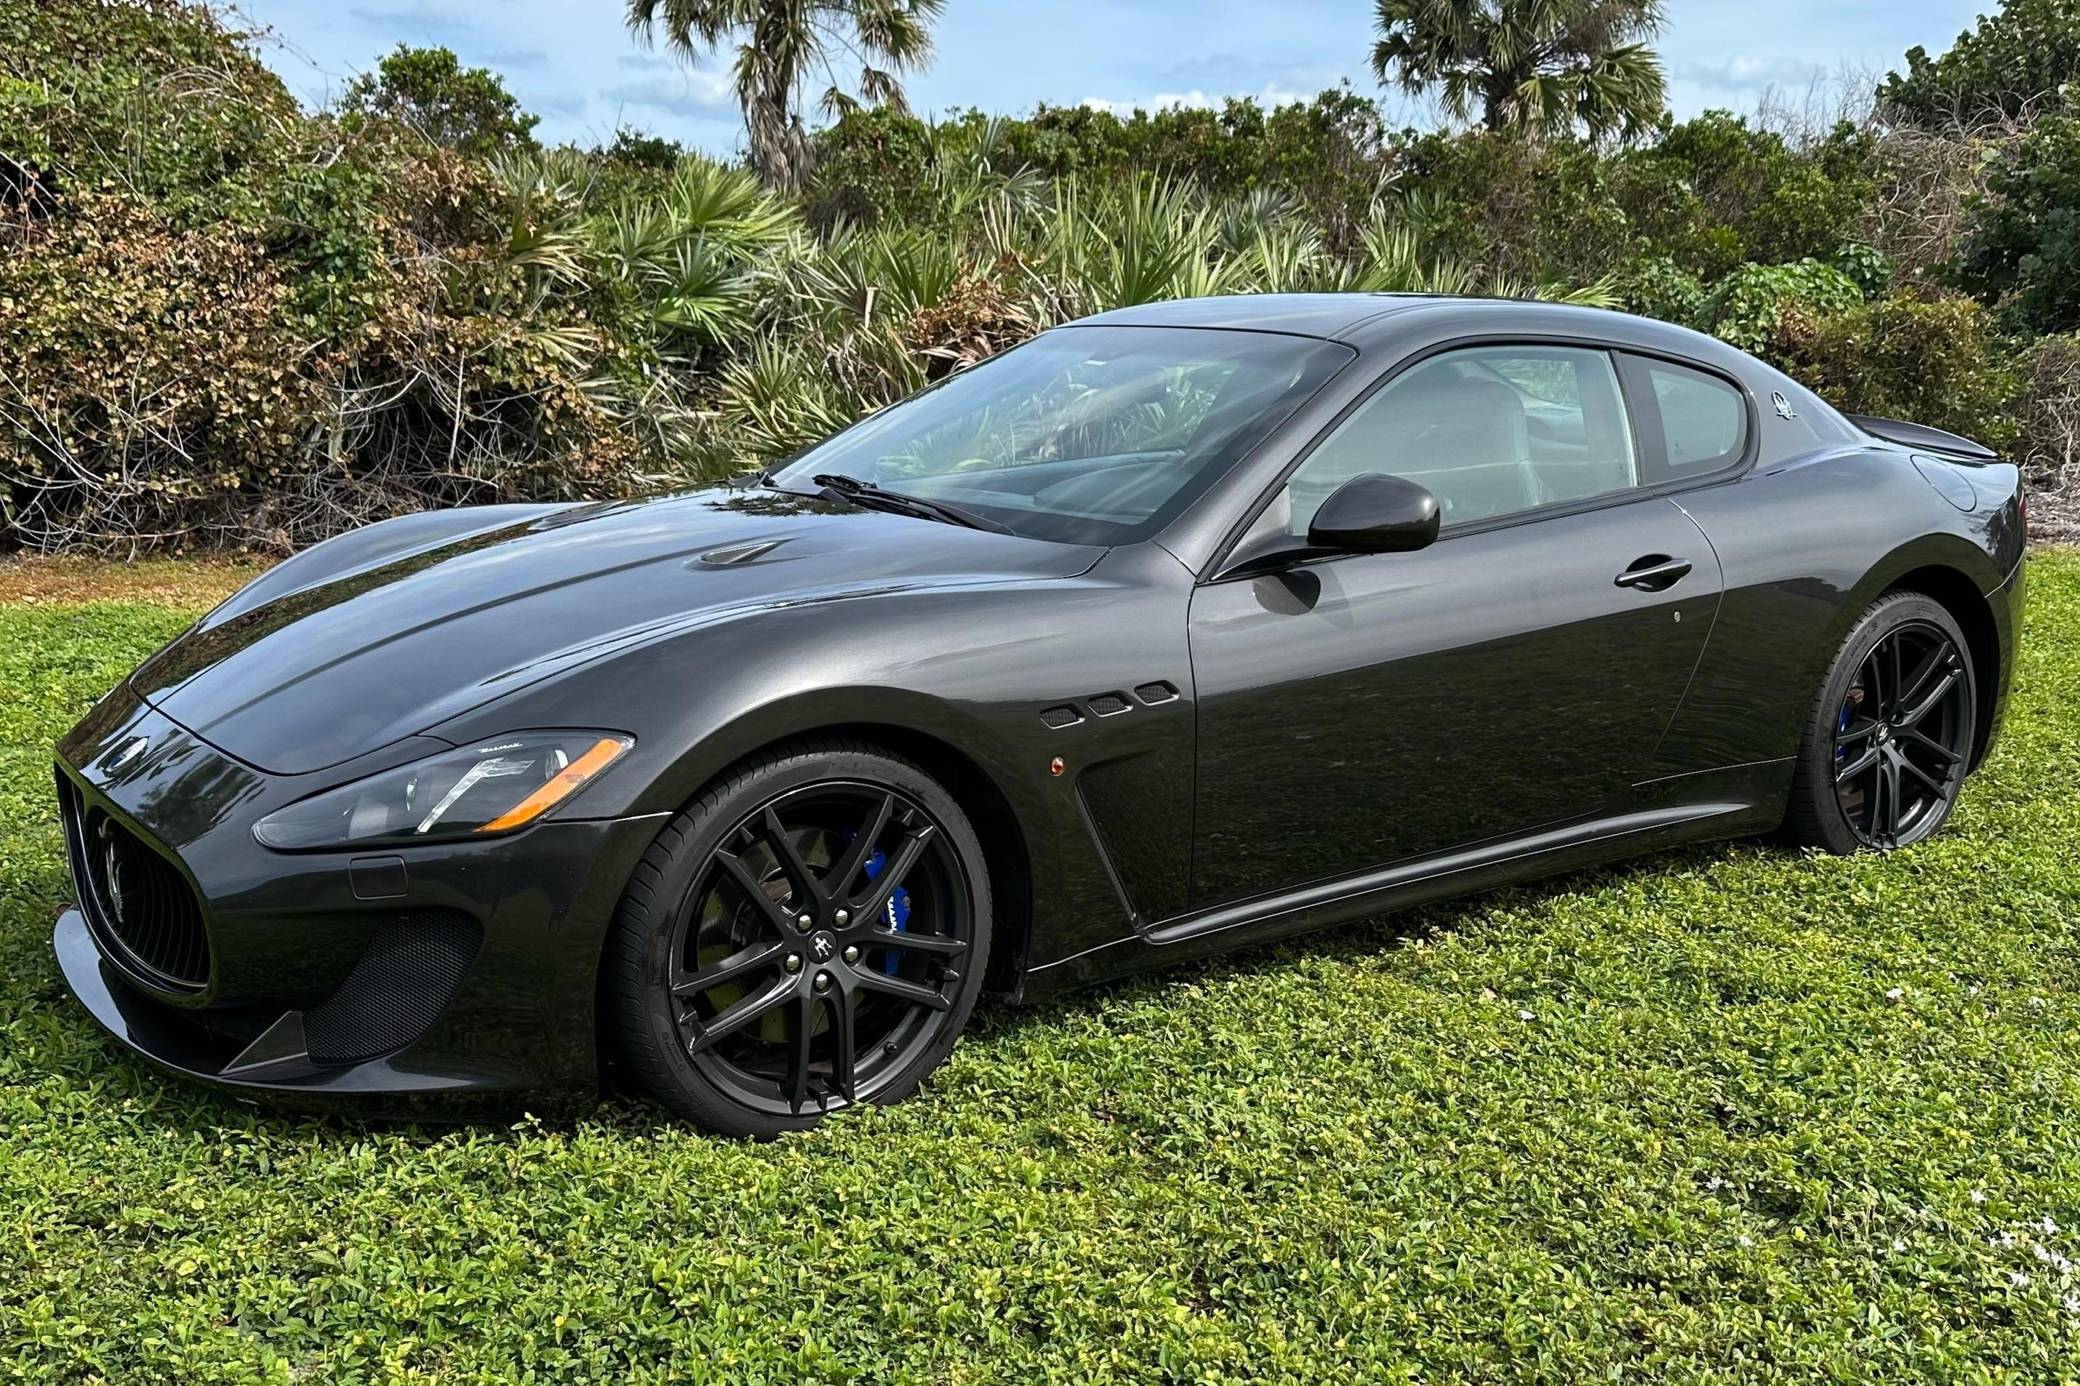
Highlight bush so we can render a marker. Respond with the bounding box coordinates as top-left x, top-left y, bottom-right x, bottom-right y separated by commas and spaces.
1771, 291, 2021, 450
337, 45, 540, 158
0, 197, 325, 547
1614, 256, 1708, 324
1390, 129, 1631, 284
1878, 0, 2080, 128
808, 91, 1389, 243
1955, 109, 2080, 335
1611, 112, 1877, 282
0, 0, 299, 230
1698, 258, 1867, 356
